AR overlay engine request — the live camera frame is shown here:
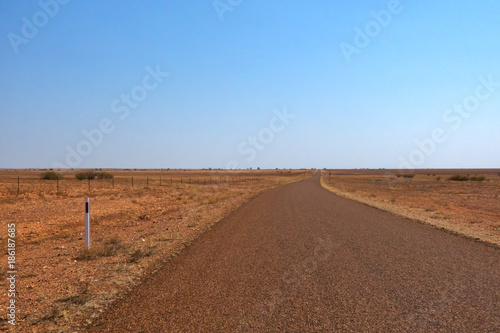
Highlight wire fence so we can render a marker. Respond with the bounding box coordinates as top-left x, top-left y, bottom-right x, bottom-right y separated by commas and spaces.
0, 175, 275, 196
